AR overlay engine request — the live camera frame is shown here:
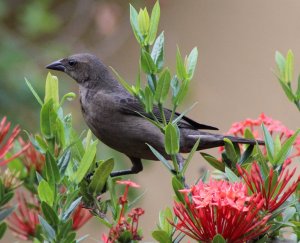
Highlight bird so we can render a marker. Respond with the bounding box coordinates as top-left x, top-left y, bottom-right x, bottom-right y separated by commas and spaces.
46, 53, 263, 177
